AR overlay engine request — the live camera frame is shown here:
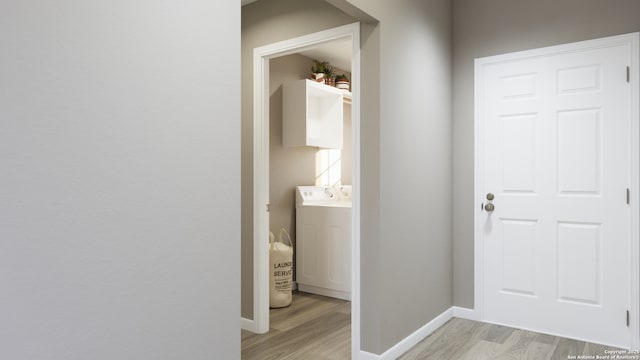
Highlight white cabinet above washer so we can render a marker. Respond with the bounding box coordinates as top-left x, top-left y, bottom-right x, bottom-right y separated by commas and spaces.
283, 79, 343, 149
